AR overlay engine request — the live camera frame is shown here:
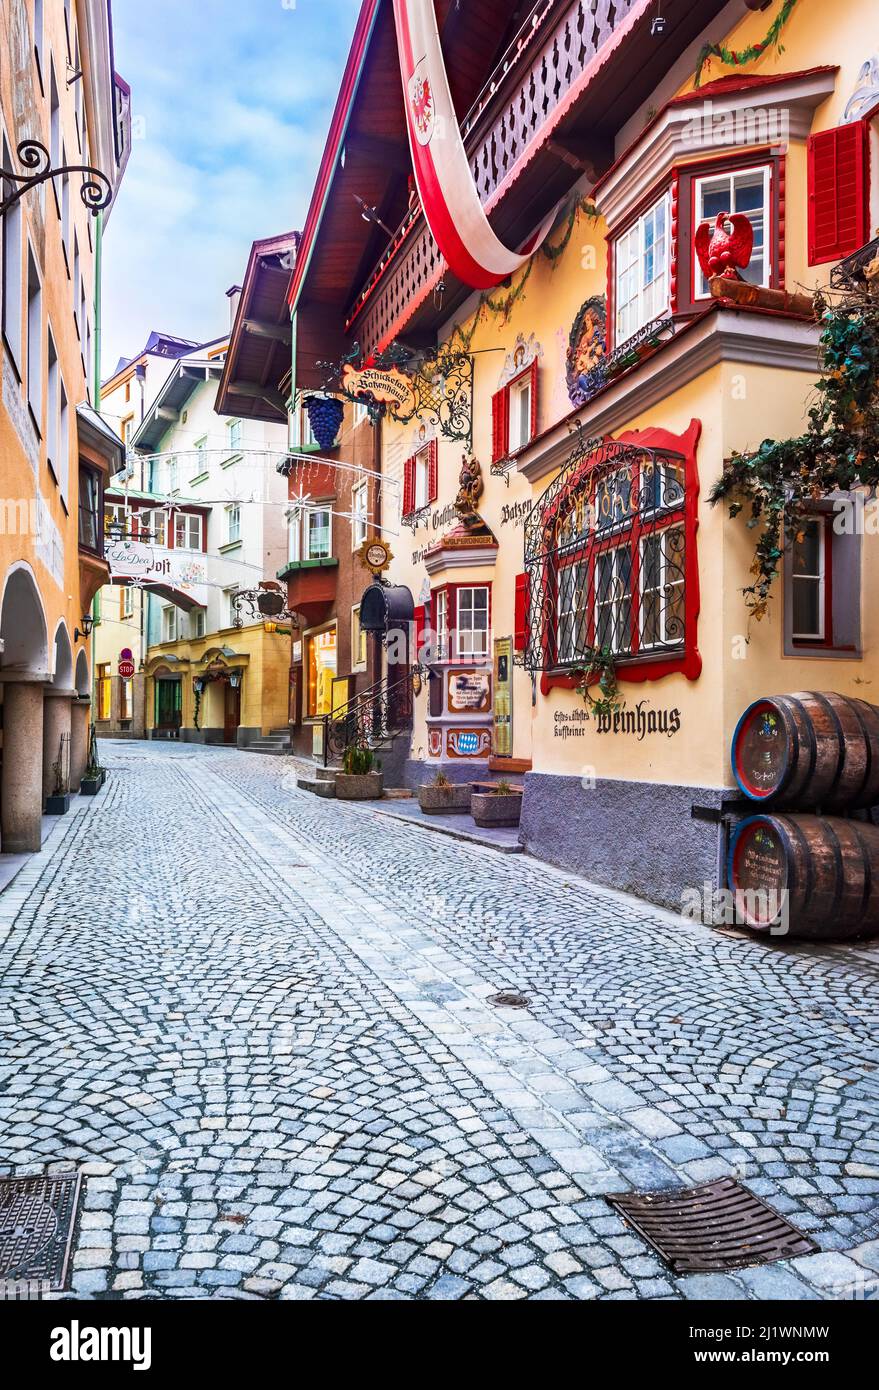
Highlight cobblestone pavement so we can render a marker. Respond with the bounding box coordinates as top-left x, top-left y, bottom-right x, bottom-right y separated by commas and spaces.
1, 742, 878, 1302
